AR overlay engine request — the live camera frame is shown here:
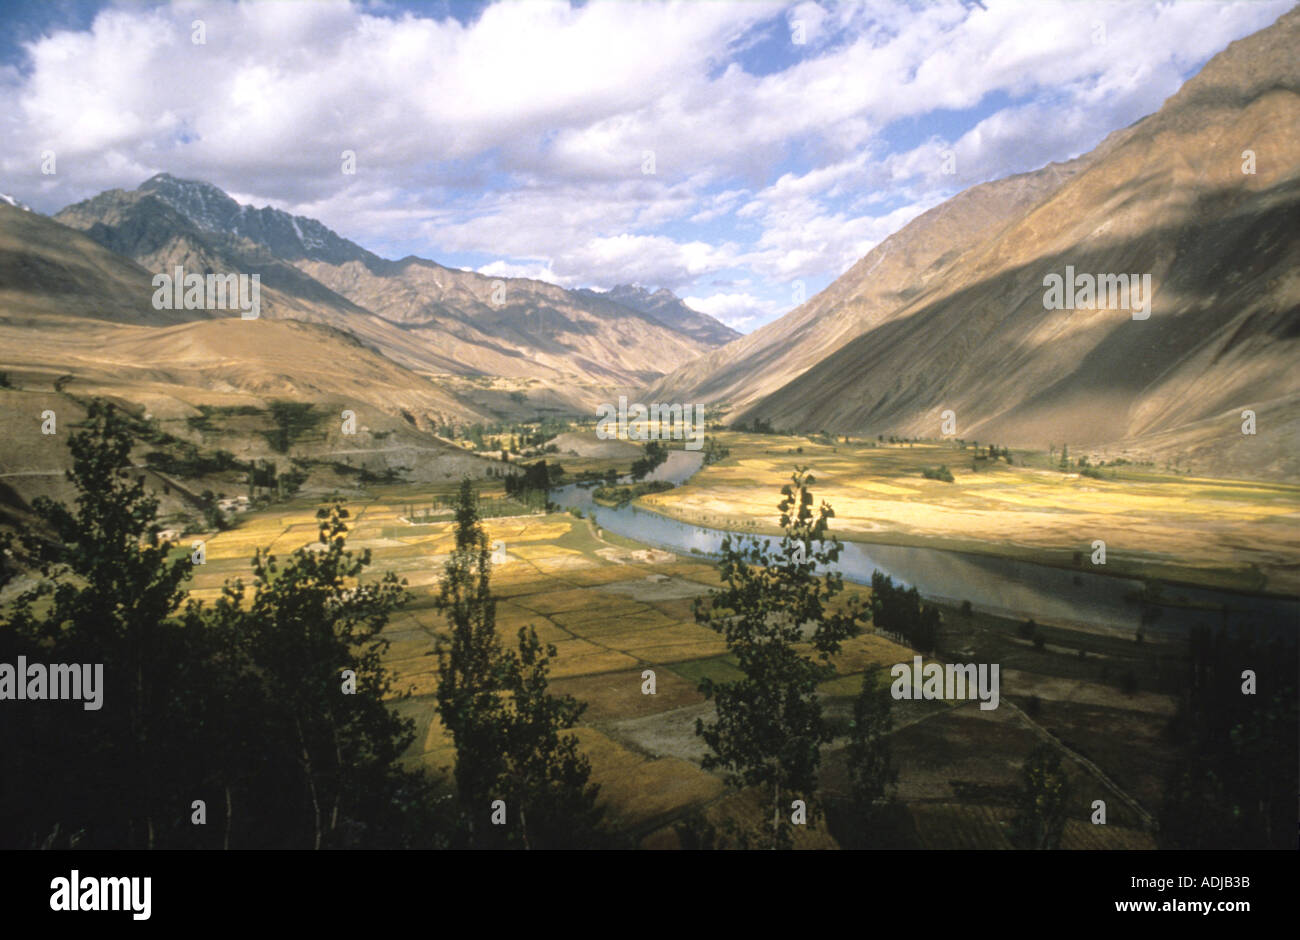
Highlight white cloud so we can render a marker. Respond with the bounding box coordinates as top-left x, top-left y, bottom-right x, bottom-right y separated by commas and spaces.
559, 234, 741, 292
476, 259, 565, 286
684, 291, 784, 331
0, 0, 1287, 333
